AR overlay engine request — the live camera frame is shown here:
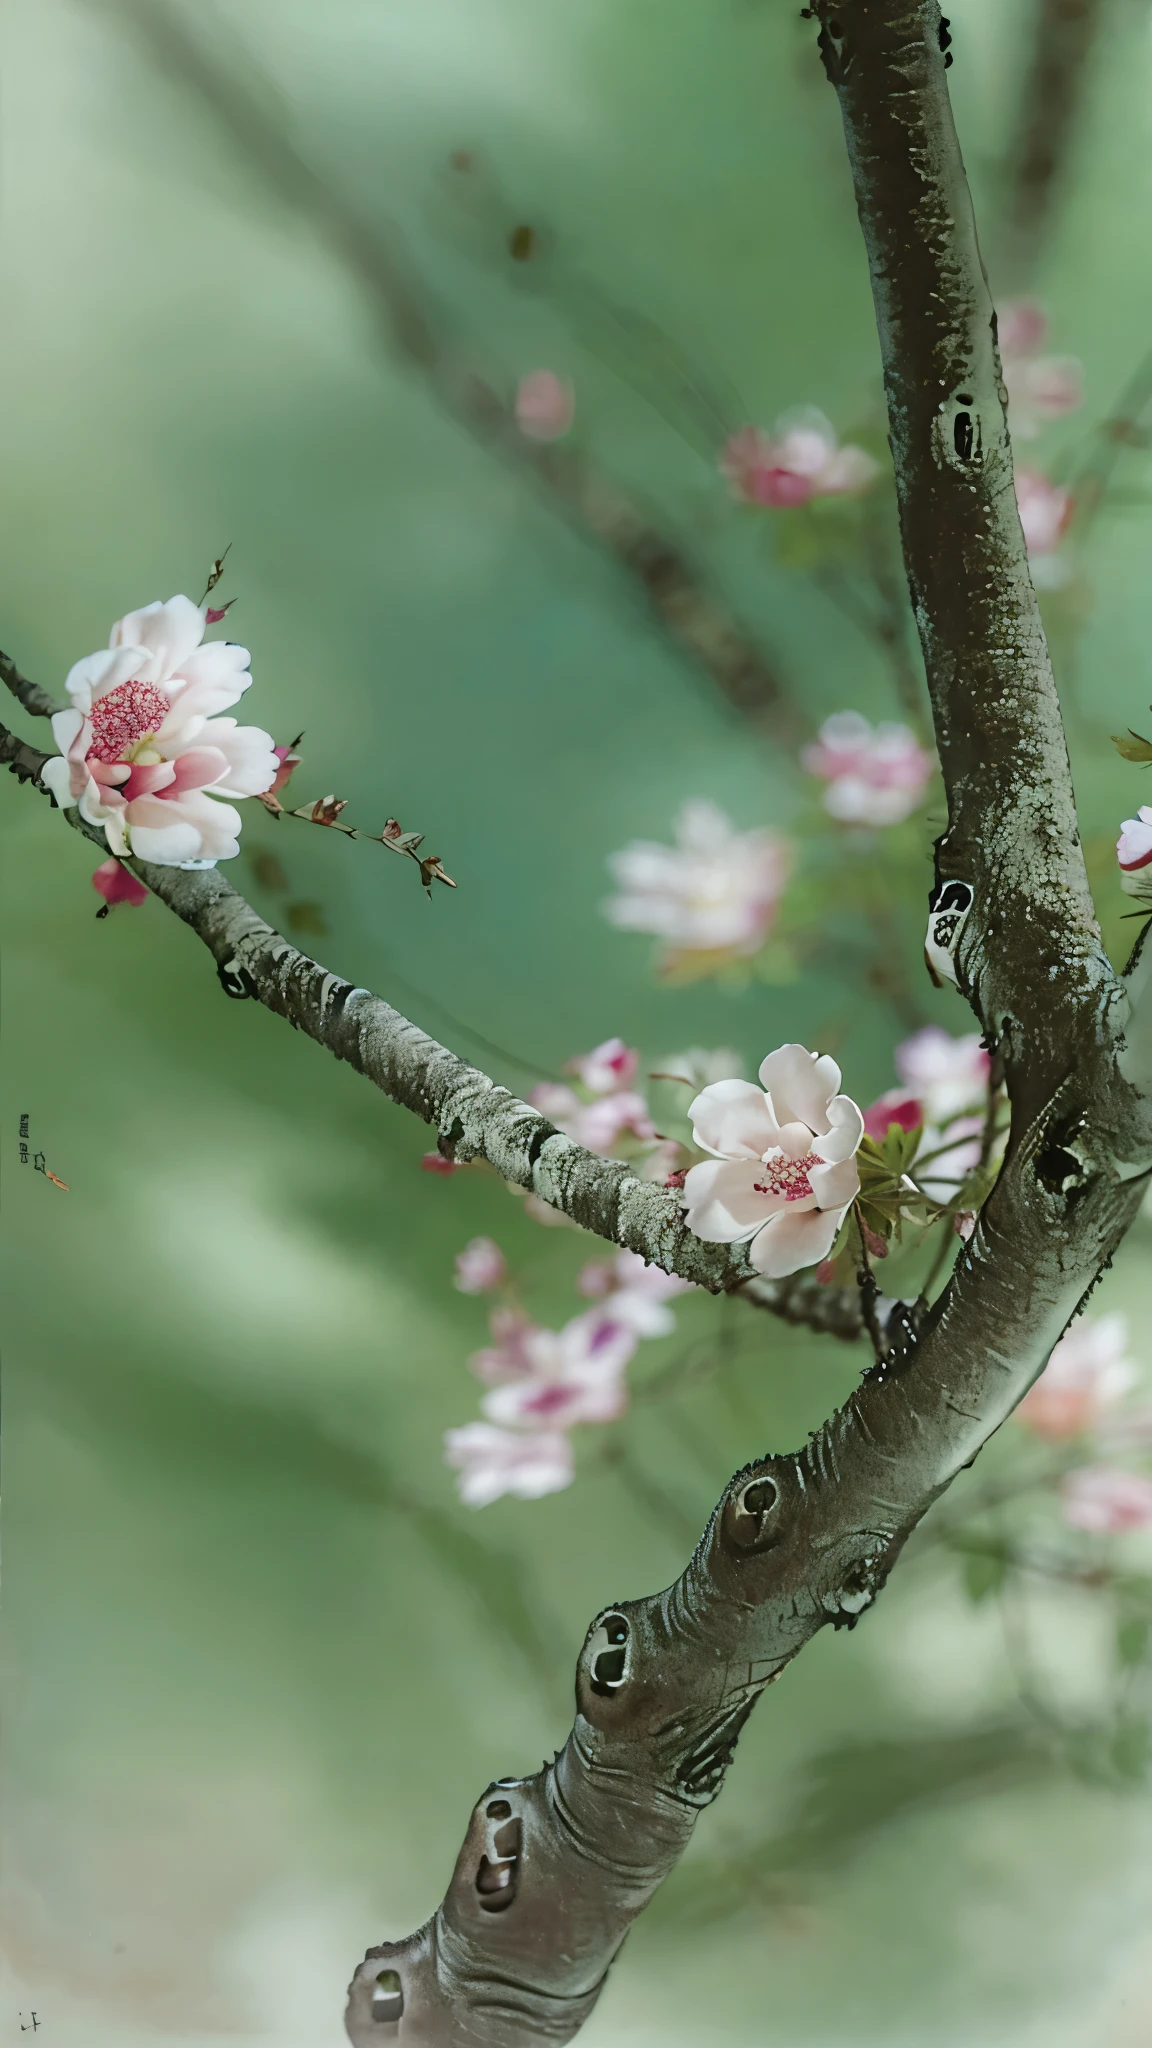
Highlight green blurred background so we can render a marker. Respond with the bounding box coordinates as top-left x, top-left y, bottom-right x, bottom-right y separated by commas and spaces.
4, 1, 1152, 2042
